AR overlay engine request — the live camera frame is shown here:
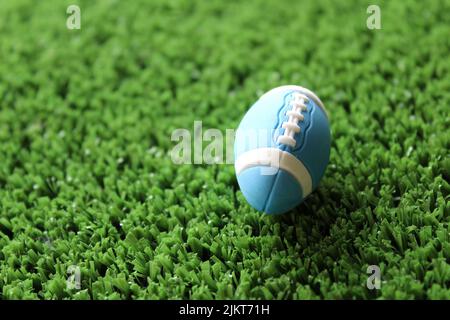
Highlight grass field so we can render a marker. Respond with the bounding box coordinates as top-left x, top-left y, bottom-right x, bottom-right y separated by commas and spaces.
0, 0, 449, 299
